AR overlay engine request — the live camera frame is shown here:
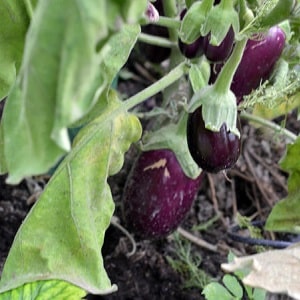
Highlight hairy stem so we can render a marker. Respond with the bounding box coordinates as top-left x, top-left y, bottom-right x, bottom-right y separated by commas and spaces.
124, 62, 188, 111
240, 111, 297, 142
214, 38, 248, 94
155, 16, 181, 30
138, 33, 175, 48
